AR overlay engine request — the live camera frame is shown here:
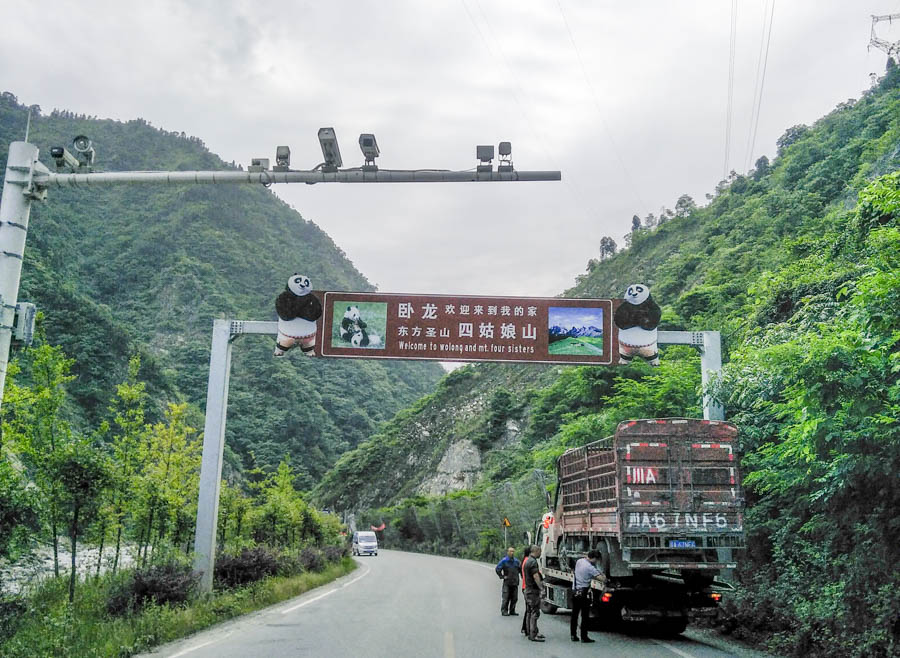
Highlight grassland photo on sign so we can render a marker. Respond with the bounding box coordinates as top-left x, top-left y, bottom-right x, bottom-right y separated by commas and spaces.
547, 306, 604, 356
